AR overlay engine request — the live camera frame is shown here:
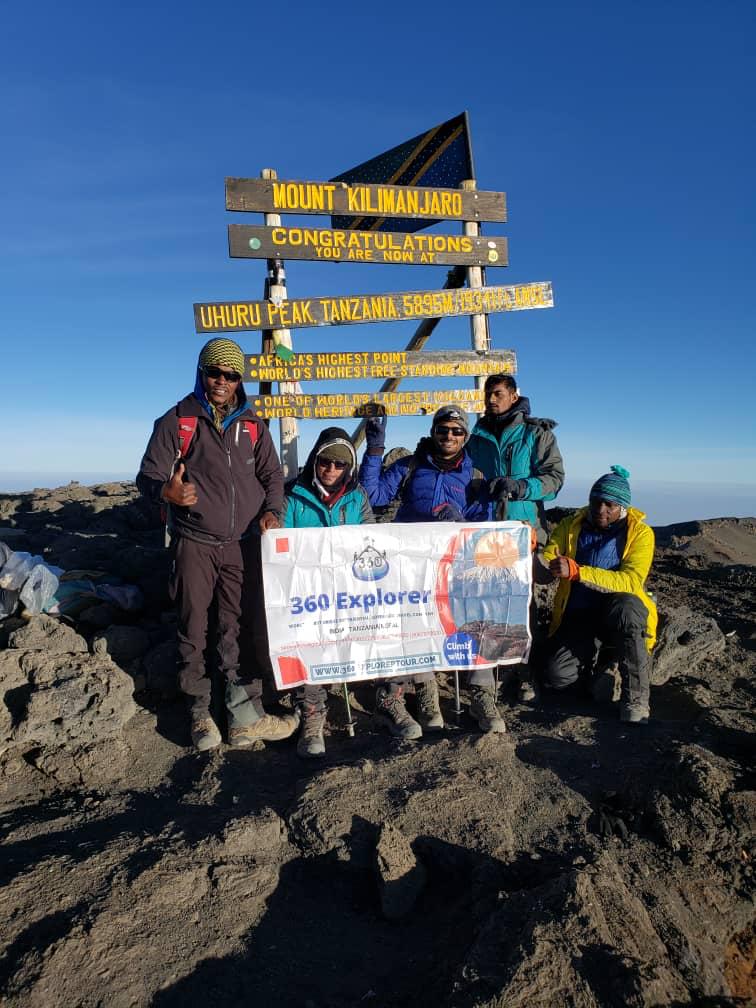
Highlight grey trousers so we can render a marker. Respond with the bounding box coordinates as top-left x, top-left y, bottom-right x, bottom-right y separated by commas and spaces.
542, 592, 650, 709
